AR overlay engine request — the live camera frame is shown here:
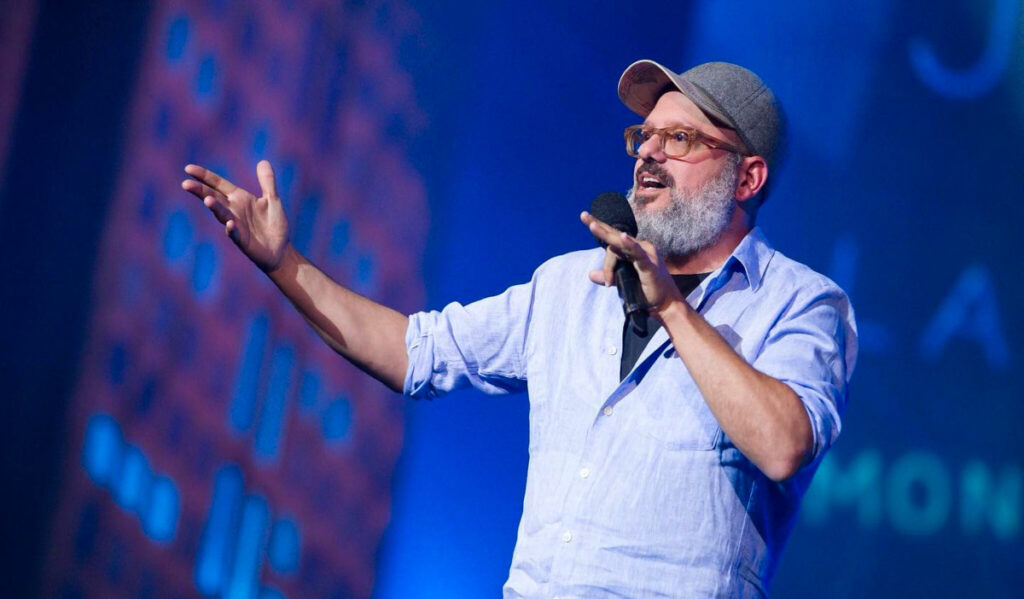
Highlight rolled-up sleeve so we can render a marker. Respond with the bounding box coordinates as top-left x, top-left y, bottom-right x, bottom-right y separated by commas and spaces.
404, 280, 535, 399
751, 282, 858, 463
